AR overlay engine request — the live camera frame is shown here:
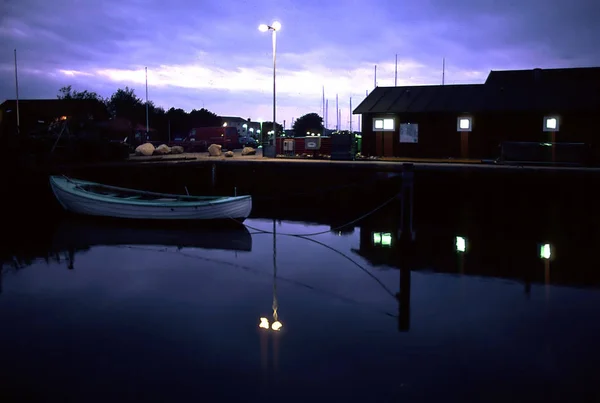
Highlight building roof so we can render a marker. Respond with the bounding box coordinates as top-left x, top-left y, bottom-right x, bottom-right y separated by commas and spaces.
353, 67, 600, 115
353, 84, 487, 114
220, 116, 250, 124
485, 66, 600, 88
